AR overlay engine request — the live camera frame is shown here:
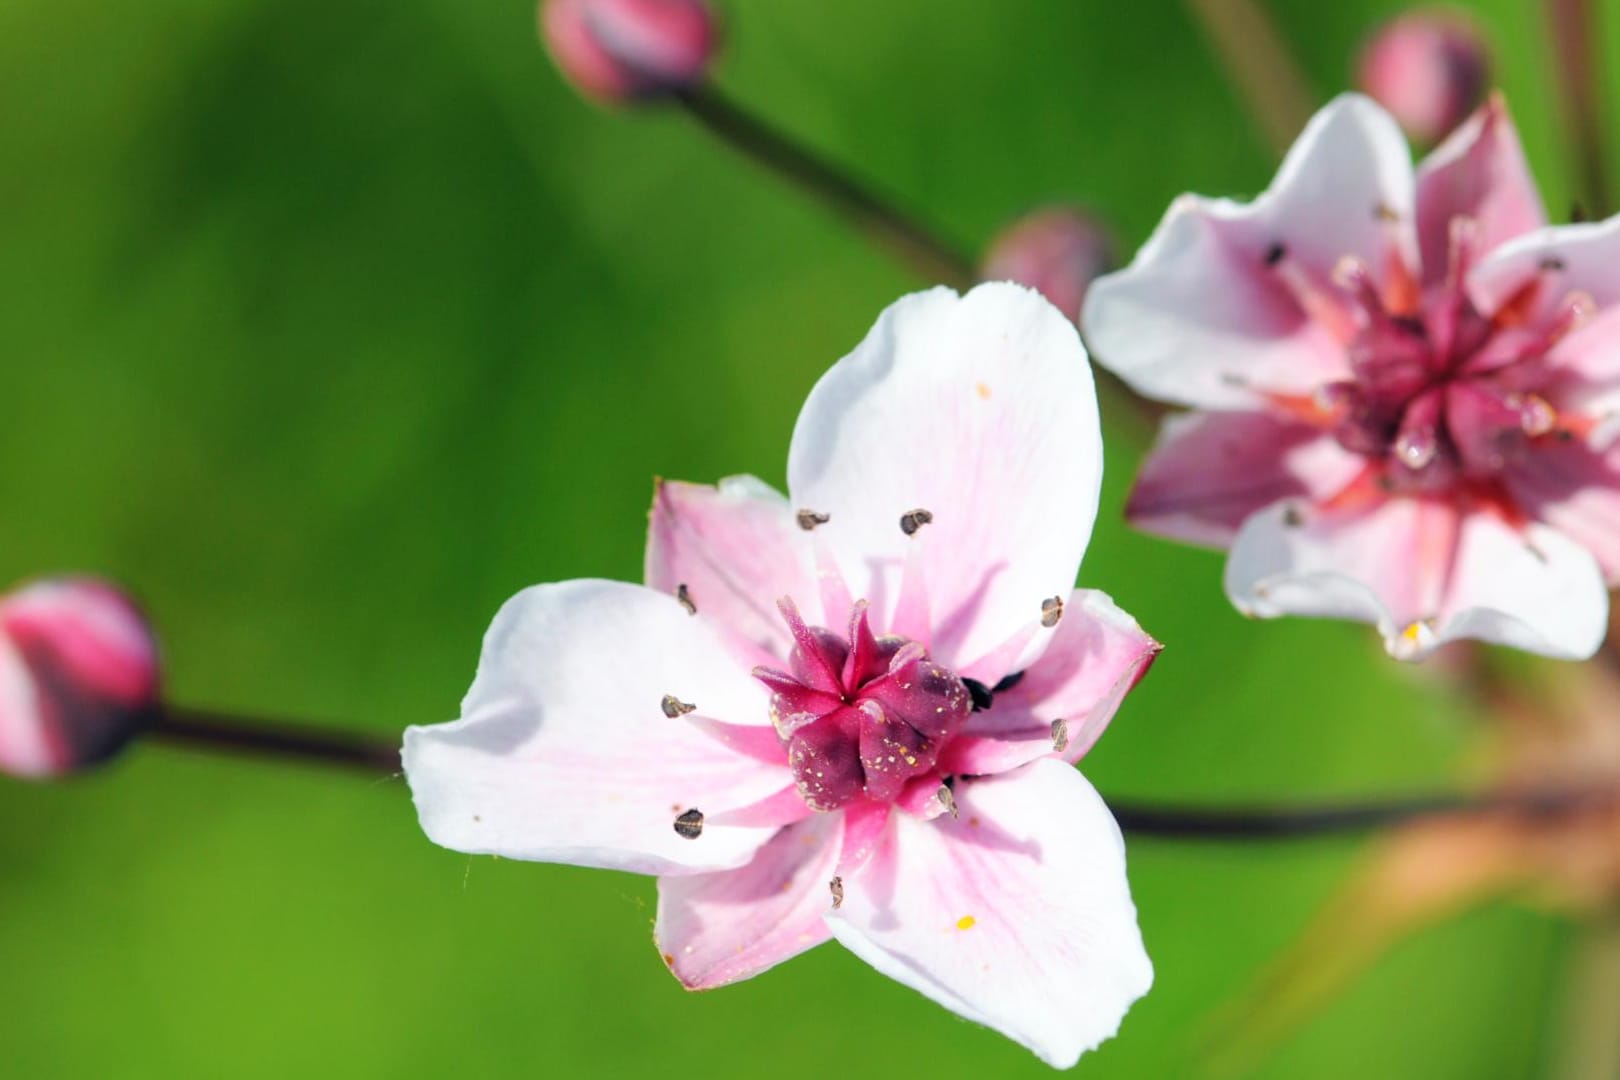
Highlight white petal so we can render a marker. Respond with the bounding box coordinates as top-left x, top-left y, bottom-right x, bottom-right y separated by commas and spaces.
1084, 94, 1415, 409
827, 759, 1152, 1068
1225, 497, 1452, 654
403, 580, 790, 875
1469, 216, 1620, 325
787, 282, 1100, 671
1226, 496, 1608, 660
1439, 514, 1607, 659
